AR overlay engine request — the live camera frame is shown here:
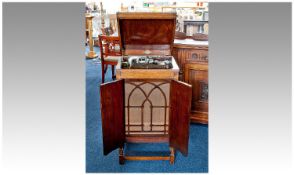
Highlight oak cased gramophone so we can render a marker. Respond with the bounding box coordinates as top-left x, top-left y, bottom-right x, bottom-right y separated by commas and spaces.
100, 12, 192, 164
